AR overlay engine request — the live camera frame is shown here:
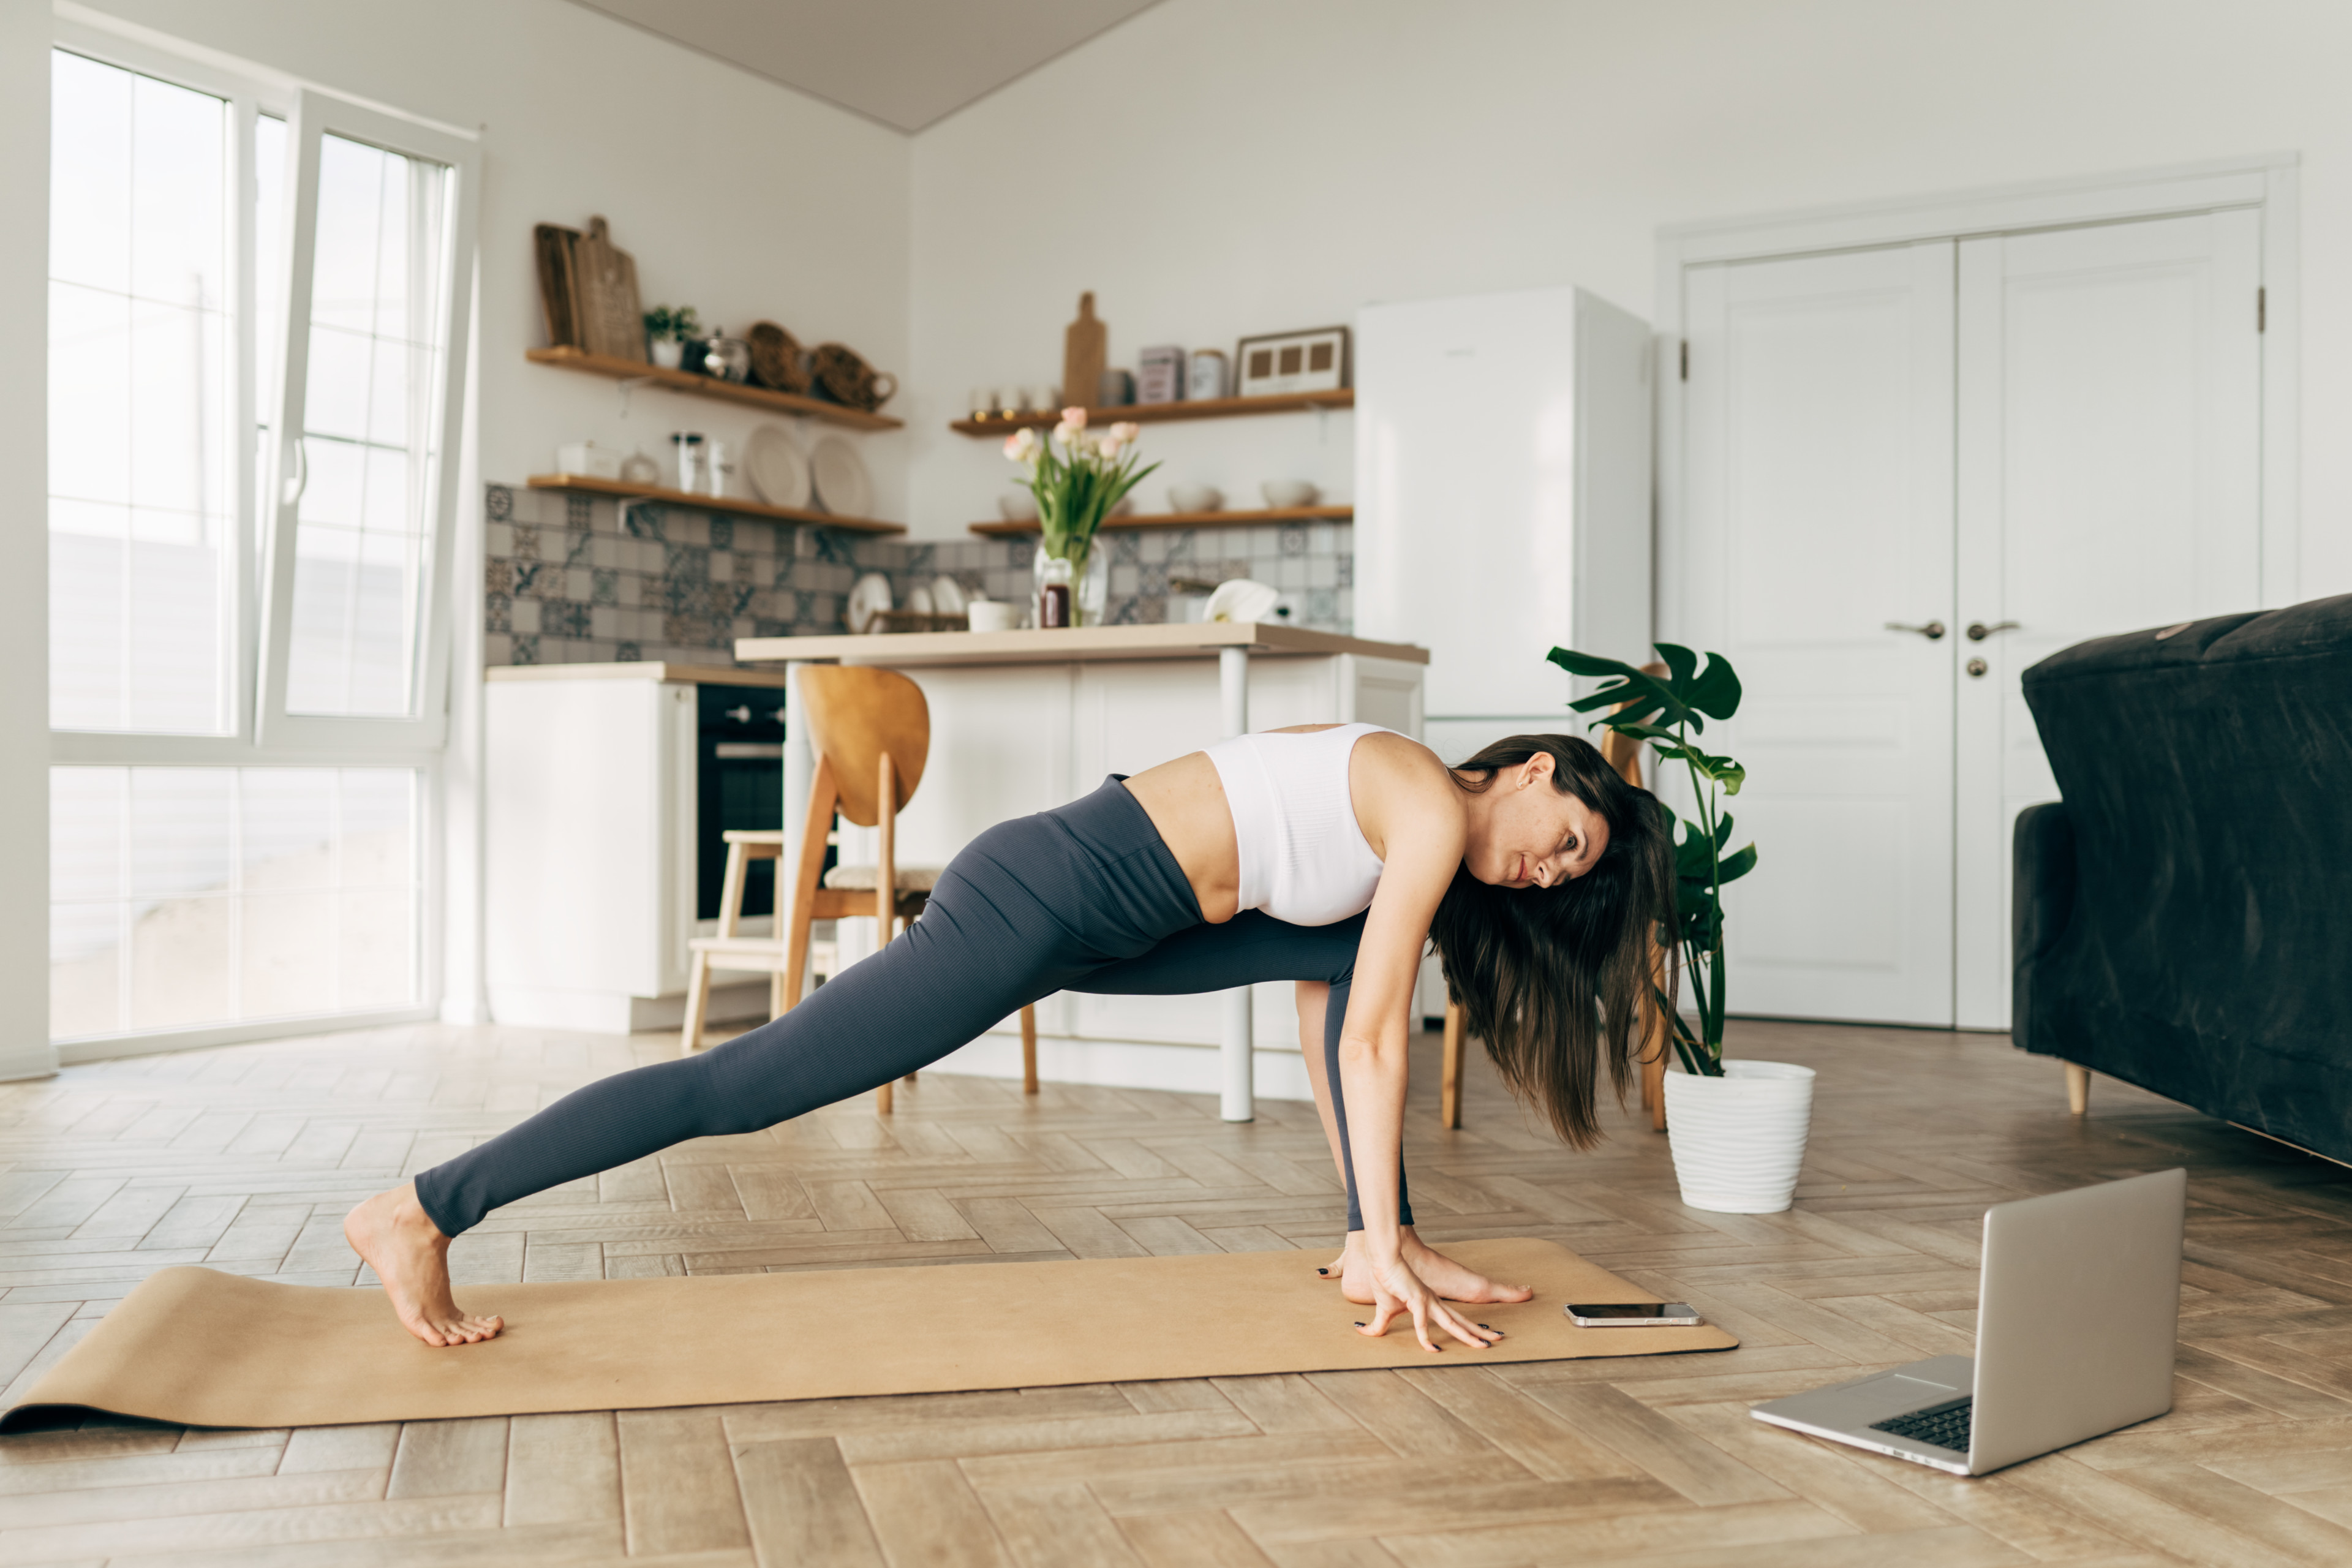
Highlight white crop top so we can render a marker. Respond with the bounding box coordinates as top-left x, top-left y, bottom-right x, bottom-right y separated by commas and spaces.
1204, 723, 1390, 926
